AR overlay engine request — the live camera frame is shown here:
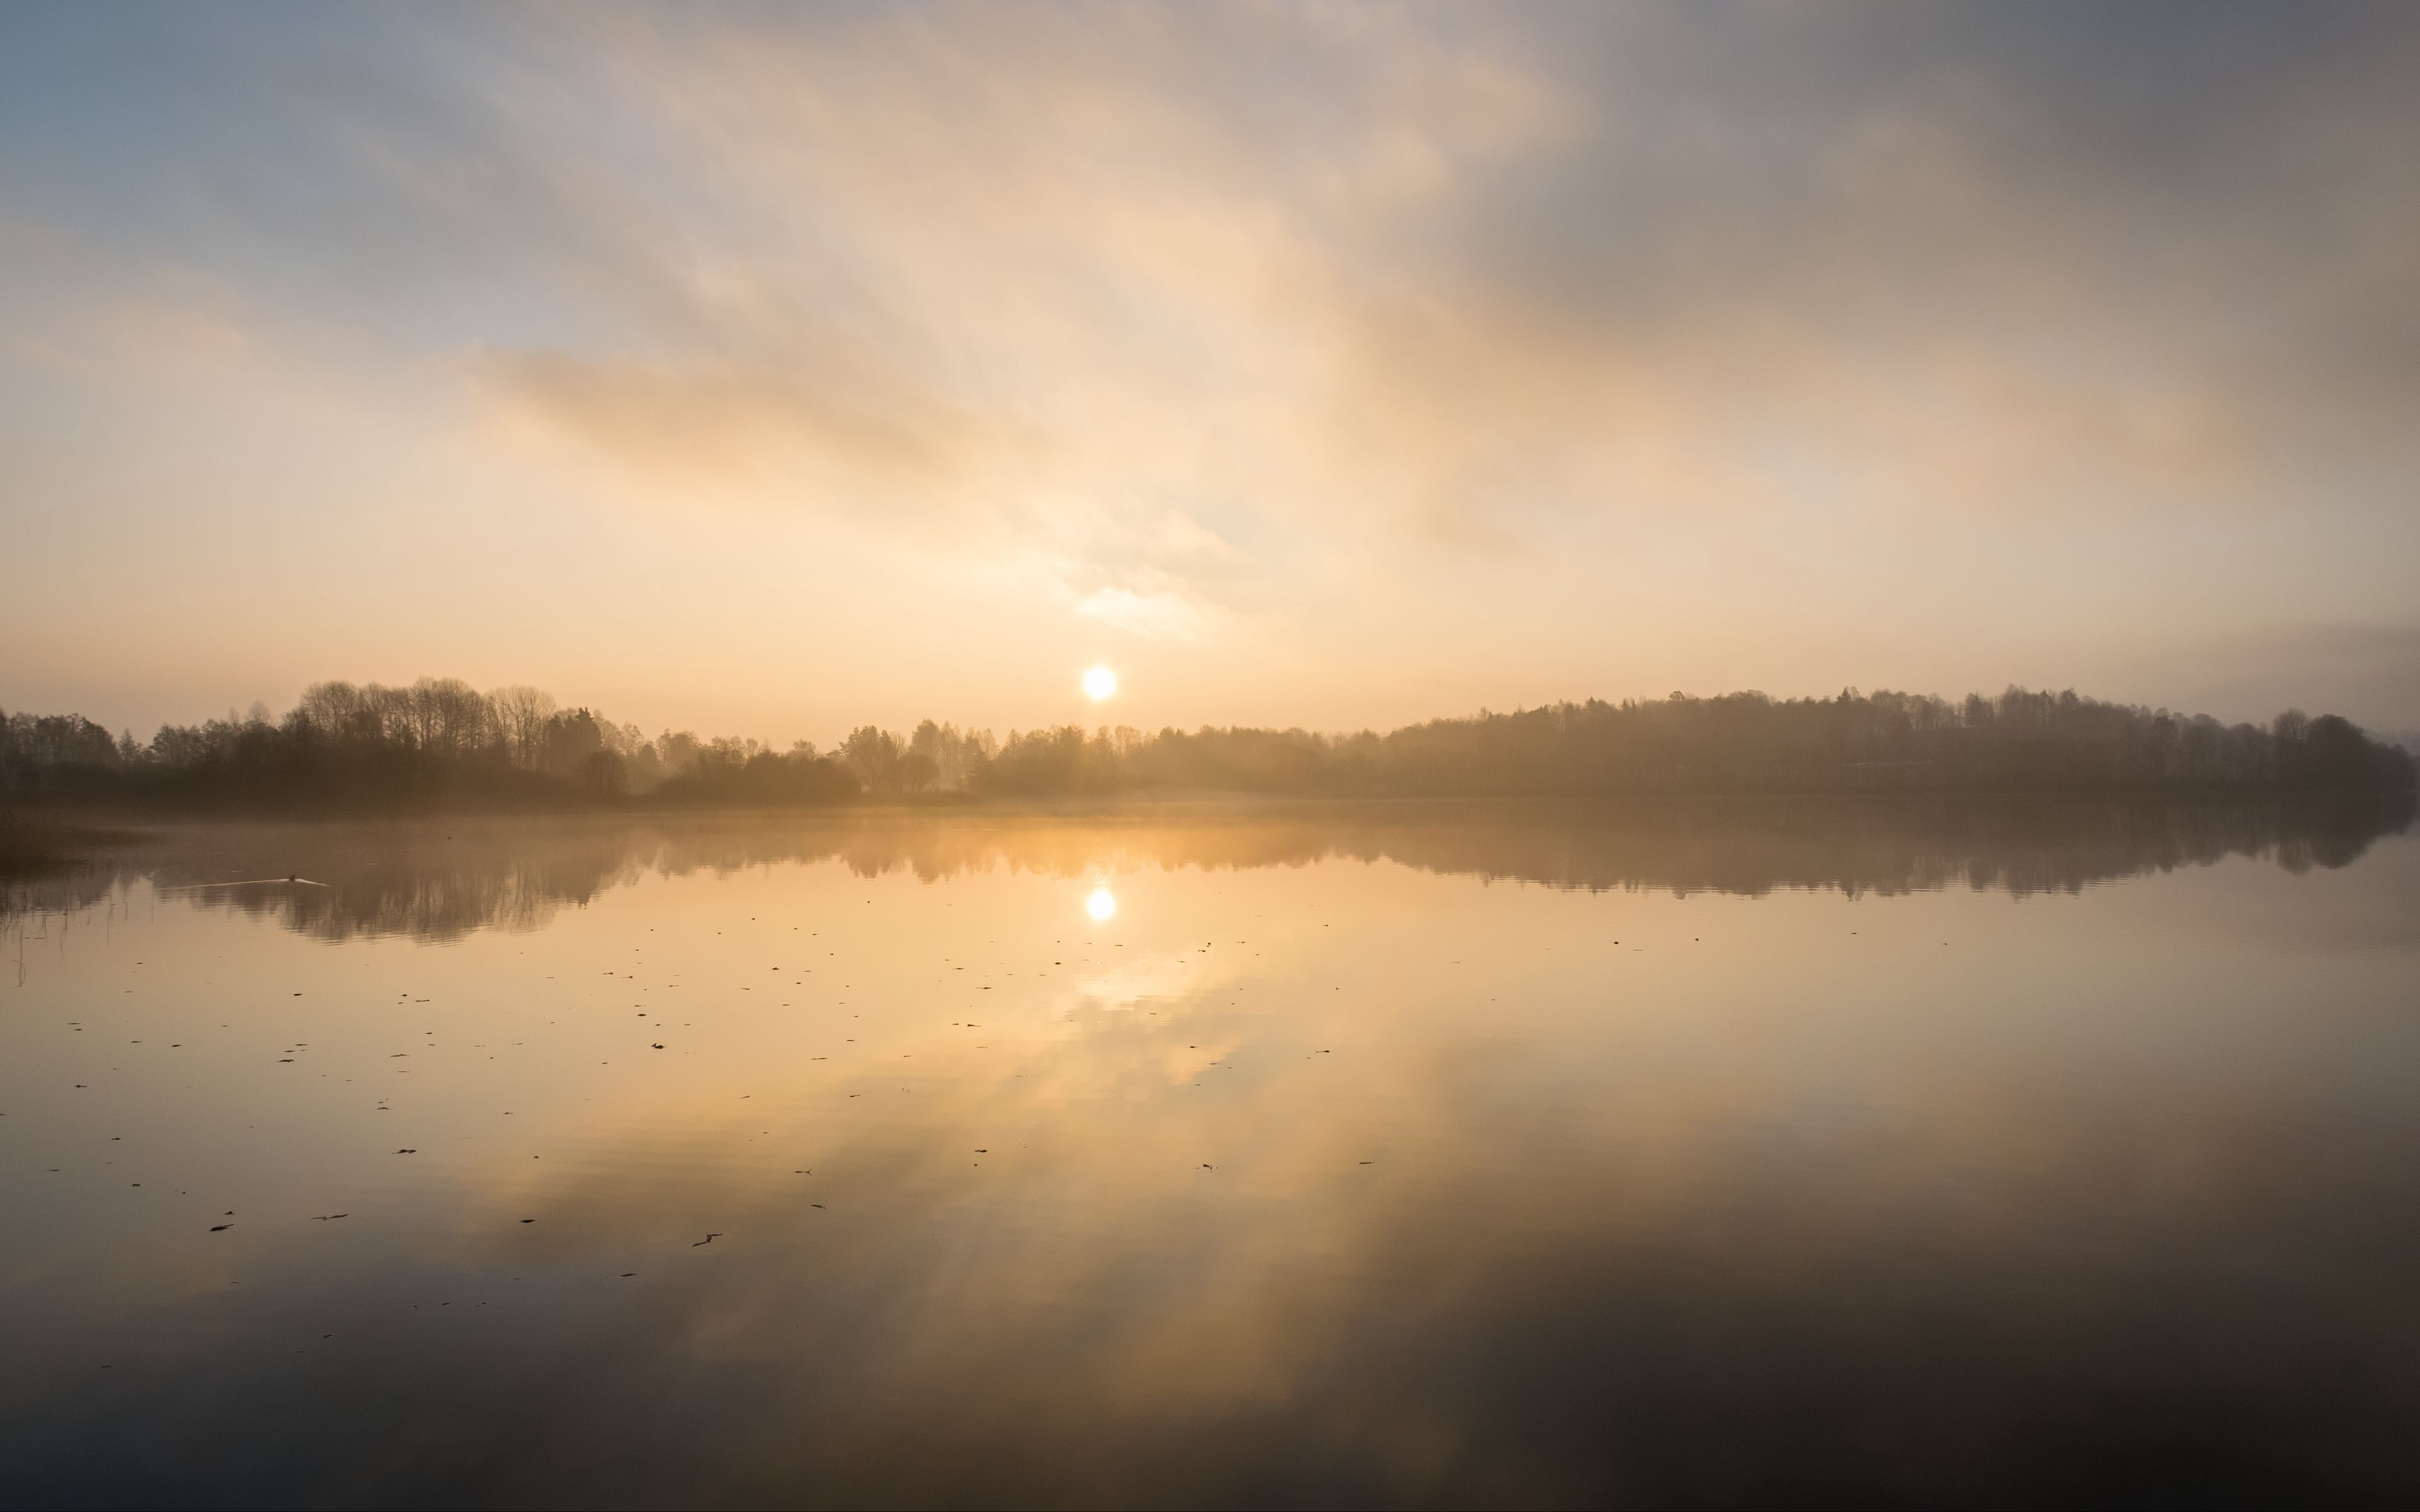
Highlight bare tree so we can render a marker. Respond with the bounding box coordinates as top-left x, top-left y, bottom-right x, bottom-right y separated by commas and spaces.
488, 686, 557, 770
